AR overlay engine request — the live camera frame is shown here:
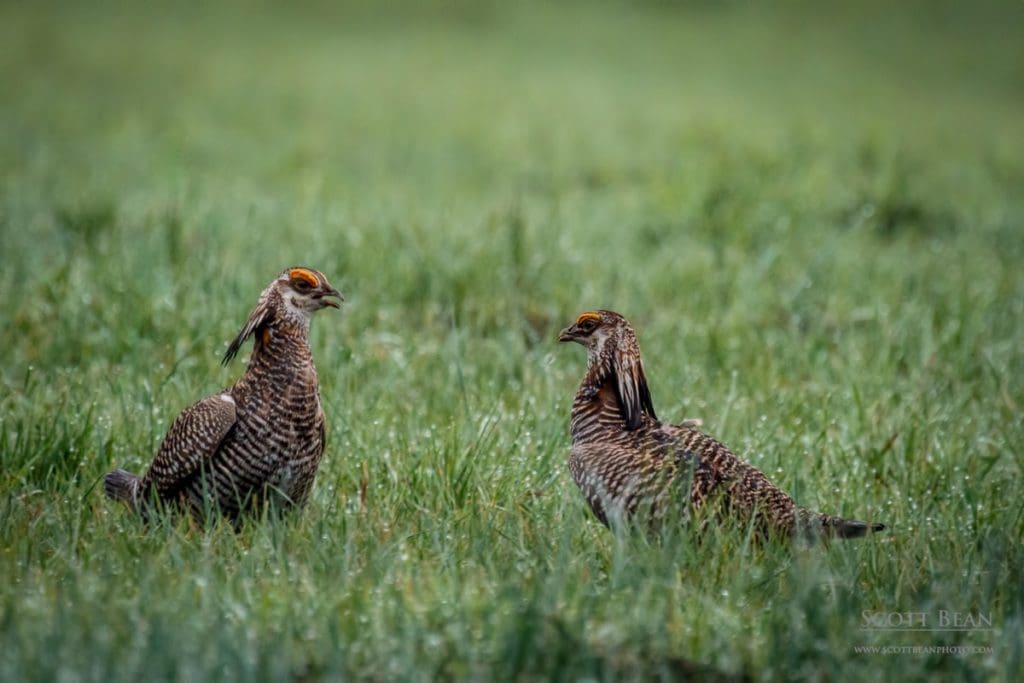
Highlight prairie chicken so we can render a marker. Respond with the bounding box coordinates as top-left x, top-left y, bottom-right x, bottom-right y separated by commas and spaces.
558, 310, 885, 539
104, 267, 343, 519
